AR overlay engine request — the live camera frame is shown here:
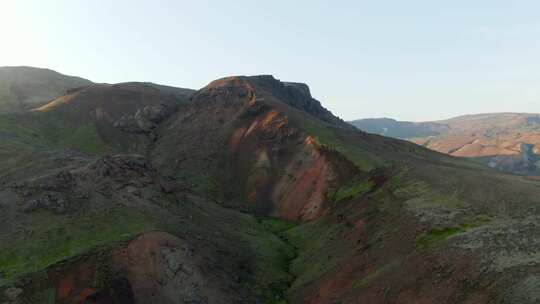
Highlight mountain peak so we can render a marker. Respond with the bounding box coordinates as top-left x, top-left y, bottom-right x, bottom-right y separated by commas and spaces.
201, 75, 349, 128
